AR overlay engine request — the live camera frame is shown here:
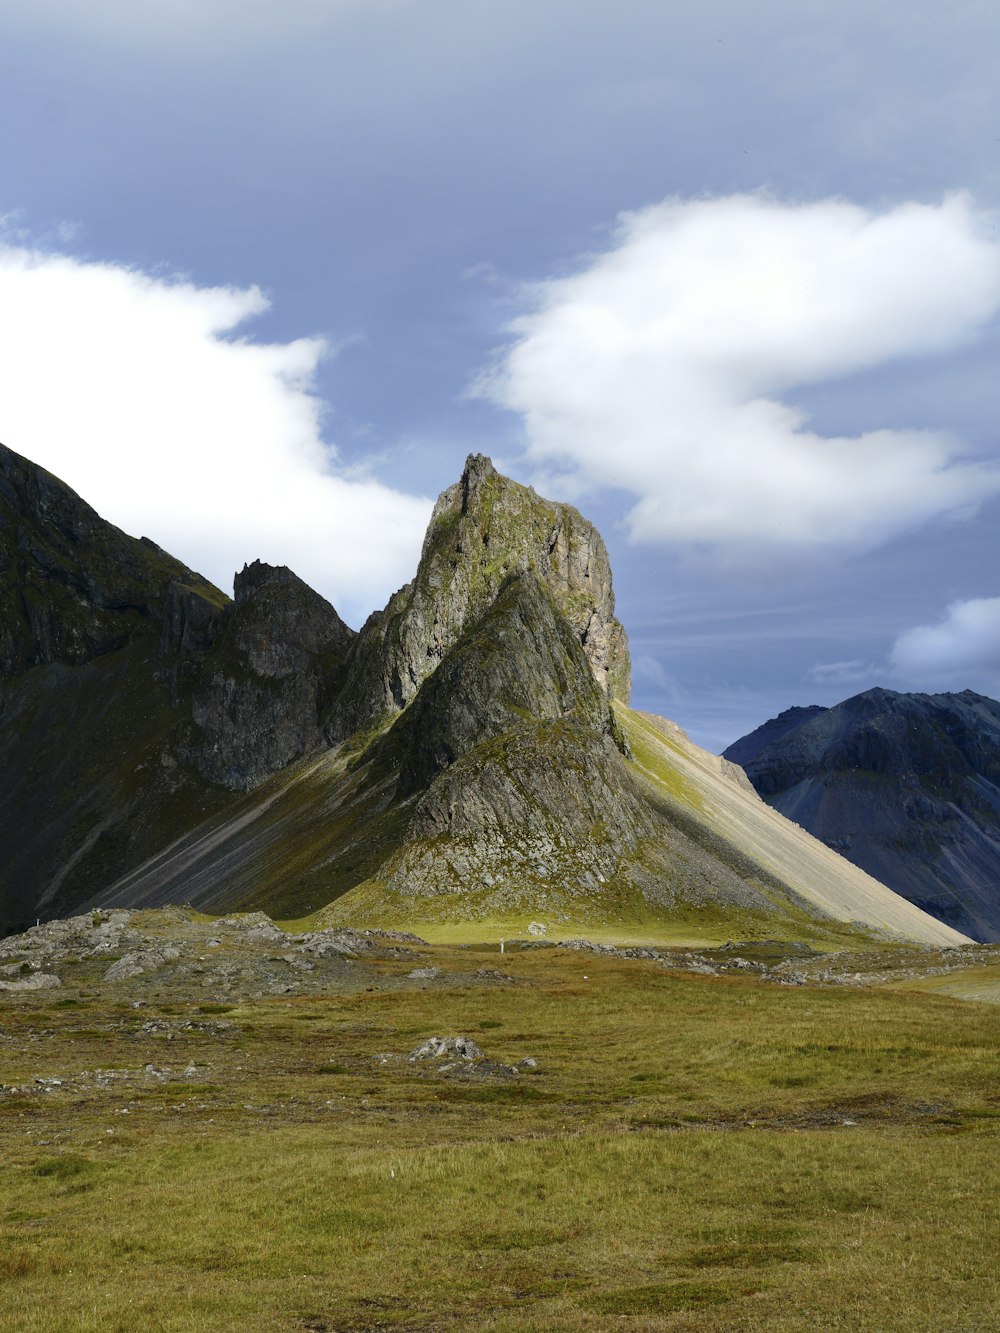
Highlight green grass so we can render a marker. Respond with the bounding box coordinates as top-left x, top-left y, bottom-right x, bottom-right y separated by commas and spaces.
310, 888, 888, 949
896, 963, 1000, 1005
620, 706, 707, 810
3, 943, 1000, 1329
